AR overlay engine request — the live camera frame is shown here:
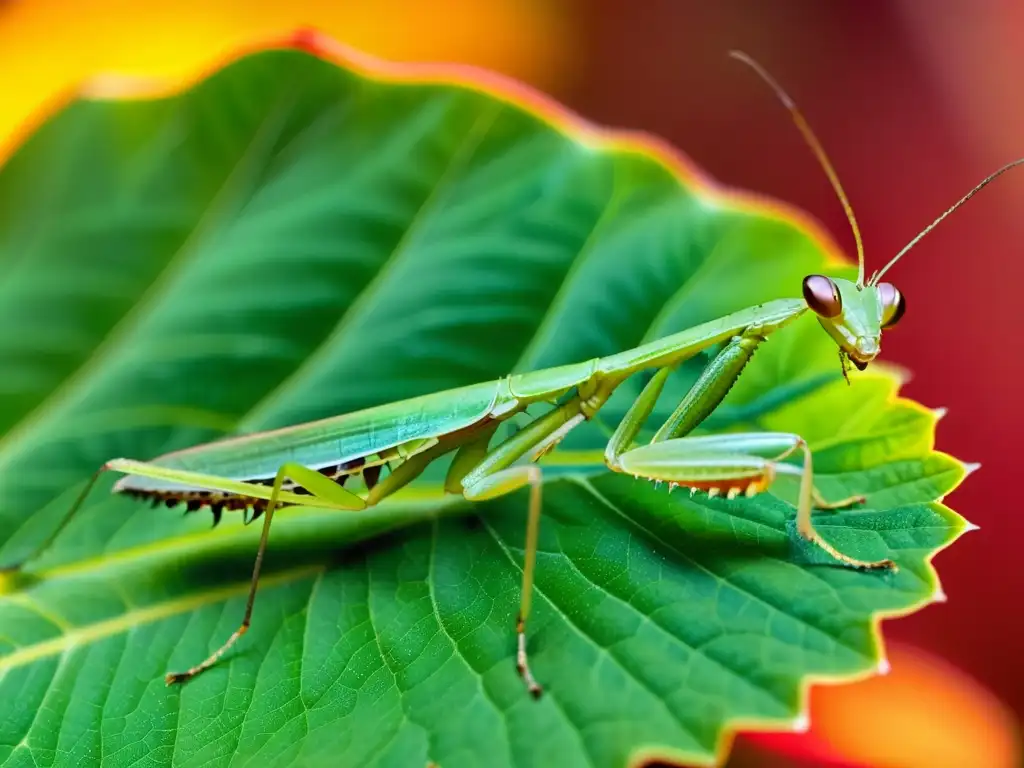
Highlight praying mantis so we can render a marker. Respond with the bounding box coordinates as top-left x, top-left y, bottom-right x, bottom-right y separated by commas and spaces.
9, 52, 1023, 700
